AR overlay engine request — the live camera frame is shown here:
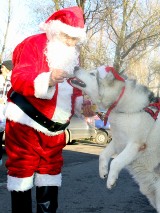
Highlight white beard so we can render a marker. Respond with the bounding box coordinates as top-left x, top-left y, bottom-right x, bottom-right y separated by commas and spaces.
45, 39, 79, 77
